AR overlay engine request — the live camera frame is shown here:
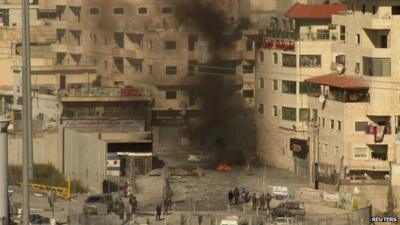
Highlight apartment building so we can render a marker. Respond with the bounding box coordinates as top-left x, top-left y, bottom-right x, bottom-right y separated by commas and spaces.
52, 0, 258, 151
304, 0, 400, 180
255, 3, 346, 177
